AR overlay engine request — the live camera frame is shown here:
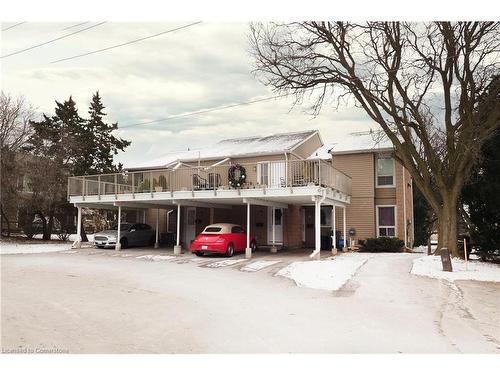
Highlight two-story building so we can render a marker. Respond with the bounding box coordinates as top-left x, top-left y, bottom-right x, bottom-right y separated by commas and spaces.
68, 129, 414, 258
